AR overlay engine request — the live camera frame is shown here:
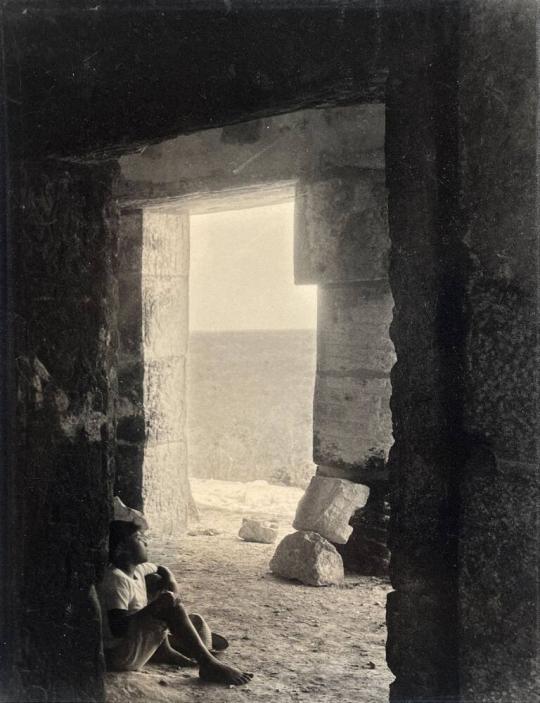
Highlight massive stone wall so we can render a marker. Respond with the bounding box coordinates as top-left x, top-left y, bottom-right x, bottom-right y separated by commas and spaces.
385, 5, 462, 700
458, 1, 538, 700
4, 2, 387, 160
385, 2, 539, 701
6, 159, 119, 701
